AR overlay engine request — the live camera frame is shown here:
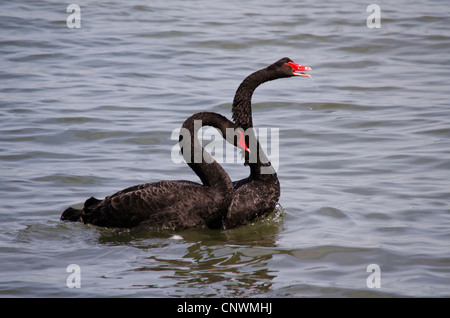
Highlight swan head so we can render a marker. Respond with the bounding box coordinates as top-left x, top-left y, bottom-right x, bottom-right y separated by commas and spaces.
268, 57, 311, 78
